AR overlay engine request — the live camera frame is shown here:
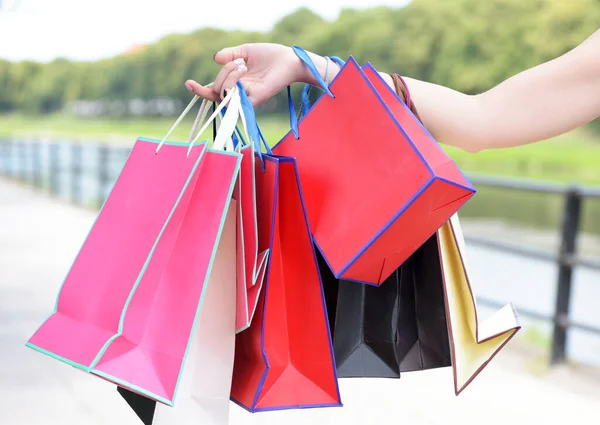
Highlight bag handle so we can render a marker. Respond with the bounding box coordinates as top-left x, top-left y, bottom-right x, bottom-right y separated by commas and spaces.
155, 81, 234, 154
155, 94, 204, 154
188, 99, 234, 151
187, 86, 241, 155
286, 49, 344, 138
299, 56, 345, 118
188, 98, 235, 152
216, 82, 272, 159
291, 46, 334, 97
